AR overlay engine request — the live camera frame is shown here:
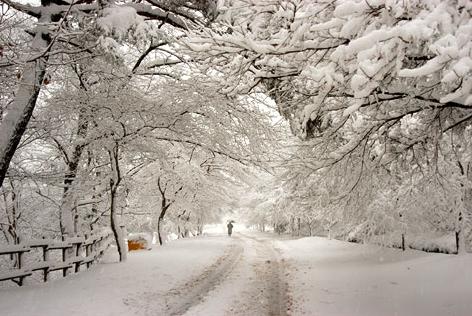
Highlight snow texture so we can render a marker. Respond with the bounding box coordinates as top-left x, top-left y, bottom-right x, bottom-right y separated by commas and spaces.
277, 236, 472, 316
97, 6, 144, 38
1, 232, 471, 316
0, 236, 232, 316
